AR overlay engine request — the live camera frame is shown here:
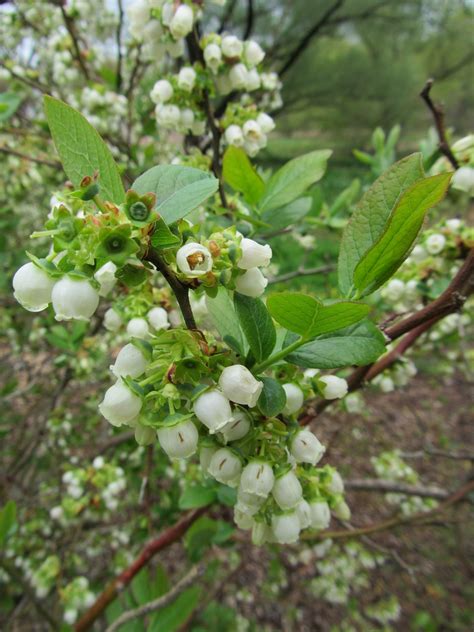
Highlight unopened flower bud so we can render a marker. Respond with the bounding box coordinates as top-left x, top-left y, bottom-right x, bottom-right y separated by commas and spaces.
238, 238, 272, 269
134, 423, 156, 446
203, 43, 222, 72
169, 4, 194, 39
180, 107, 195, 130
126, 317, 150, 339
99, 381, 142, 426
272, 470, 303, 510
290, 429, 325, 465
296, 499, 312, 529
309, 500, 331, 529
176, 243, 213, 277
251, 521, 269, 545
332, 499, 351, 521
193, 389, 233, 433
234, 508, 254, 530
319, 375, 348, 400
111, 343, 147, 379
218, 364, 263, 407
150, 79, 173, 104
158, 420, 198, 459
148, 306, 170, 330
240, 460, 274, 498
104, 308, 122, 331
221, 410, 251, 442
13, 262, 55, 312
52, 276, 99, 321
177, 66, 196, 91
94, 261, 117, 297
221, 35, 243, 58
271, 511, 301, 544
282, 383, 304, 415
446, 218, 462, 232
327, 470, 344, 494
229, 63, 249, 90
225, 124, 244, 146
244, 40, 265, 67
208, 448, 242, 487
235, 267, 268, 297
426, 233, 446, 255
256, 112, 275, 134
